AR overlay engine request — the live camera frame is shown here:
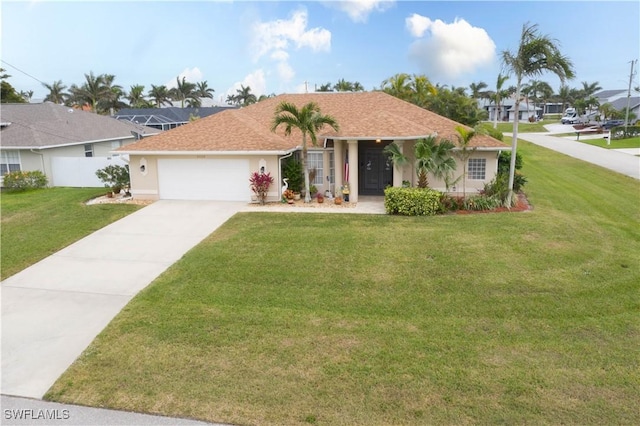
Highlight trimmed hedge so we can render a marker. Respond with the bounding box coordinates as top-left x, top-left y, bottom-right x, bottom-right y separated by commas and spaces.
384, 187, 442, 216
2, 170, 48, 191
610, 125, 640, 140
